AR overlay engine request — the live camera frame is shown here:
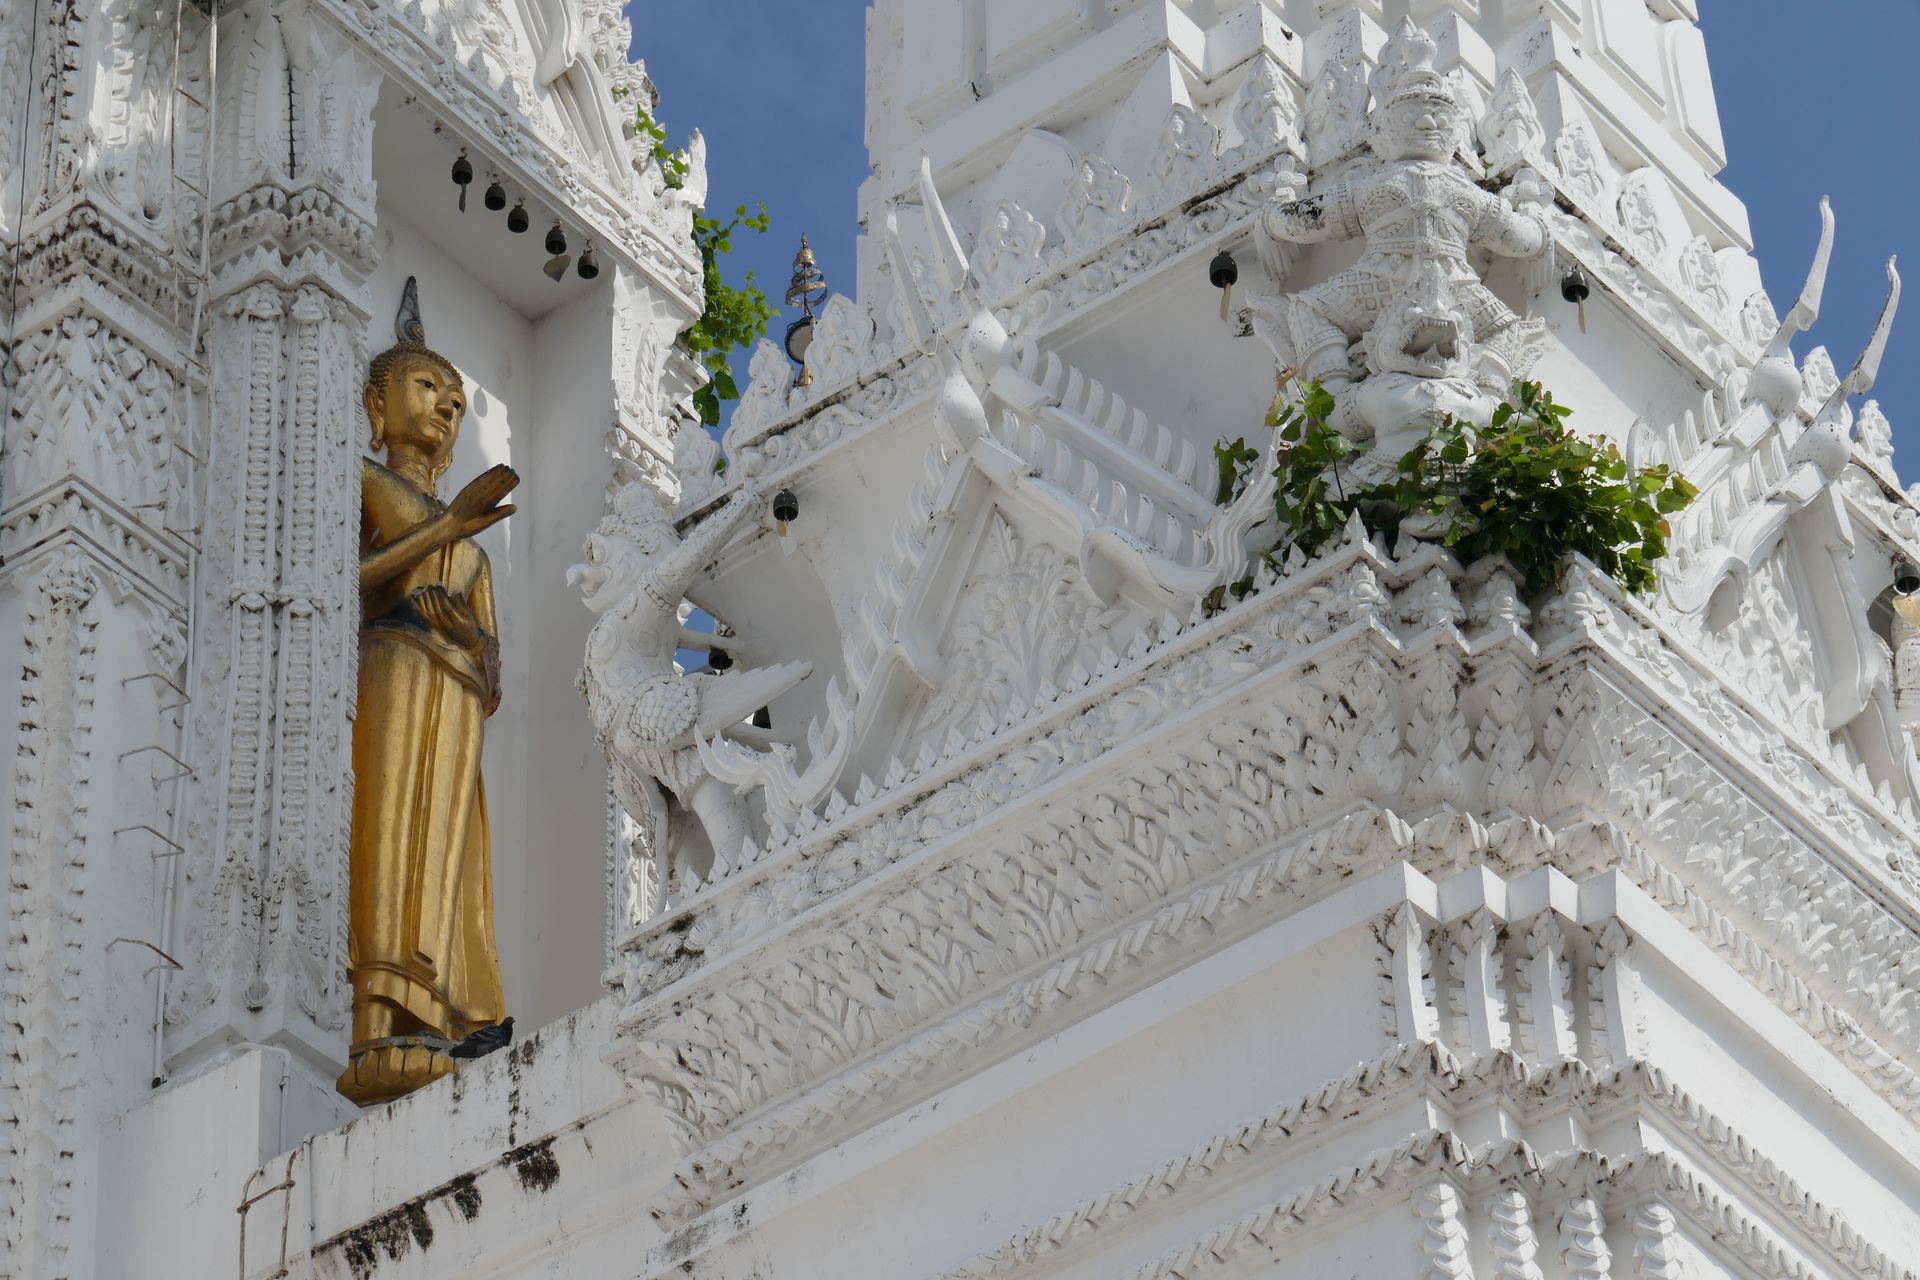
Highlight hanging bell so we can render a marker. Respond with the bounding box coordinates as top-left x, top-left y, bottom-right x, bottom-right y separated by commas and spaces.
484, 177, 507, 212
506, 200, 530, 234
706, 646, 733, 672
1208, 249, 1239, 323
545, 223, 568, 256
451, 149, 473, 212
1561, 265, 1592, 334
772, 488, 799, 536
577, 244, 600, 280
